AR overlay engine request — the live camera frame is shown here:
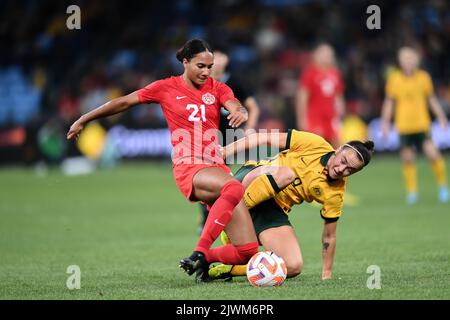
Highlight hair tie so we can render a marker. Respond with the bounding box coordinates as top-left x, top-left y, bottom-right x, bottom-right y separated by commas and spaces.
344, 144, 365, 165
